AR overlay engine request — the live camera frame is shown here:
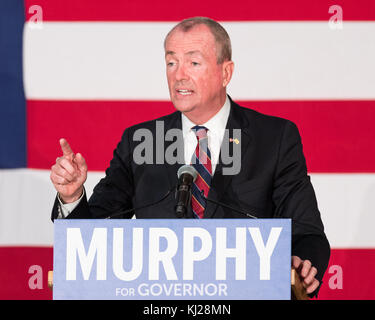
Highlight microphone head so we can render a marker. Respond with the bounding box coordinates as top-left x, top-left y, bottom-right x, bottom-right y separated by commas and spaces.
177, 165, 198, 182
